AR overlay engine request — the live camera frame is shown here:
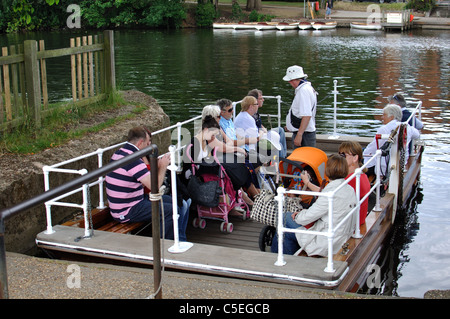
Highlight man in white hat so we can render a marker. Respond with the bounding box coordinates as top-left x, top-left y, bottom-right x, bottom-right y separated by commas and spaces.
283, 65, 317, 148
